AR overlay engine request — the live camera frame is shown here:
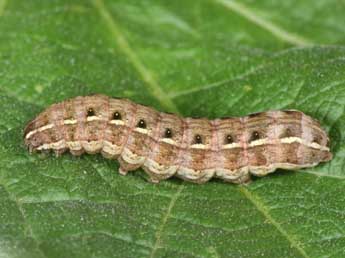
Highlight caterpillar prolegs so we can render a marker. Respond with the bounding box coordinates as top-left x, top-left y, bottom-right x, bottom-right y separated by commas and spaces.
24, 95, 332, 184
